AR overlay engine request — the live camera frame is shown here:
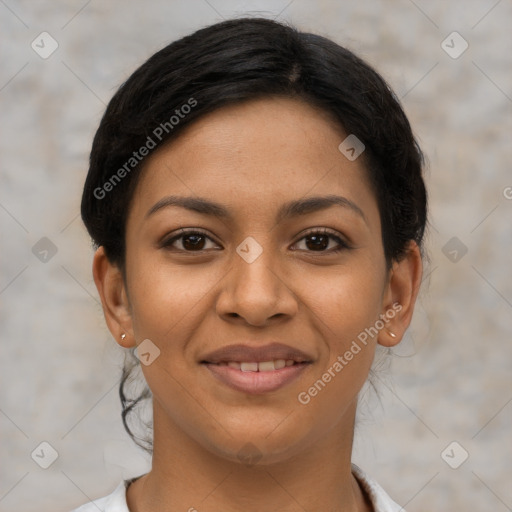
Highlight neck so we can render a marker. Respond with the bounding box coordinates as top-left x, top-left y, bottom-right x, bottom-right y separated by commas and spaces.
127, 400, 371, 512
